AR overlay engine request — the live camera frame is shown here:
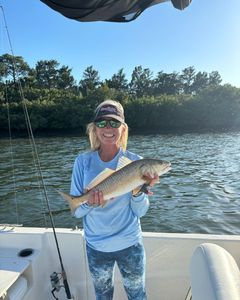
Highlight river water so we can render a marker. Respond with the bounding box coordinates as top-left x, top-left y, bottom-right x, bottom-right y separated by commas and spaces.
0, 132, 240, 234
